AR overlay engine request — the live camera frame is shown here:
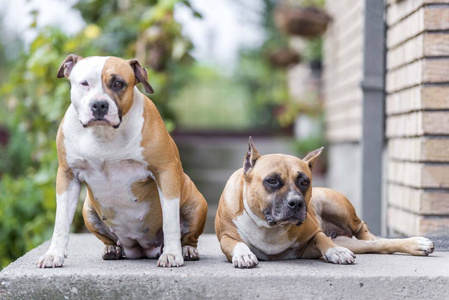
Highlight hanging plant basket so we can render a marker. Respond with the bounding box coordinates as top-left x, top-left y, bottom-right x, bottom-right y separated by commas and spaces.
274, 5, 331, 38
136, 26, 171, 72
268, 48, 301, 68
